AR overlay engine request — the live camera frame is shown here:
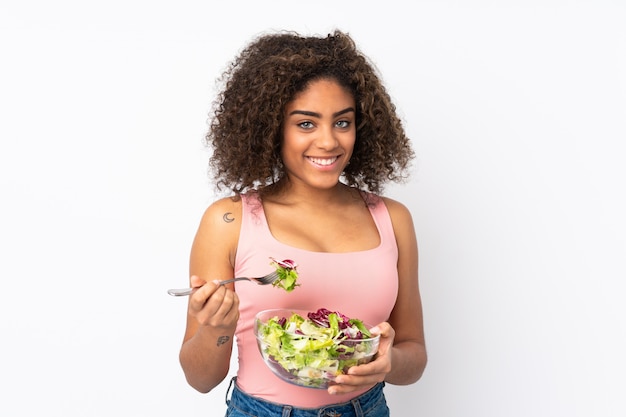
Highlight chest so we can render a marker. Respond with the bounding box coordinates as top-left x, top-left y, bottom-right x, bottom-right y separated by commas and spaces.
263, 203, 380, 253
